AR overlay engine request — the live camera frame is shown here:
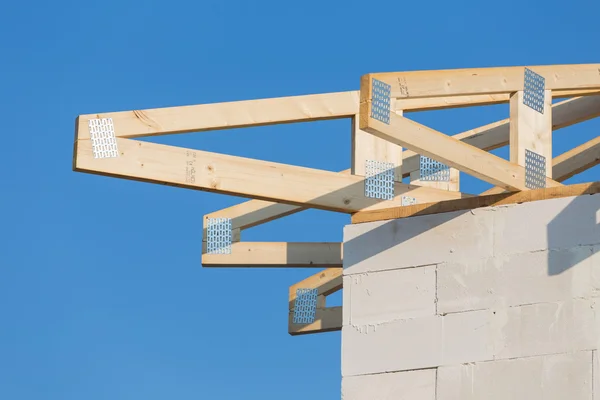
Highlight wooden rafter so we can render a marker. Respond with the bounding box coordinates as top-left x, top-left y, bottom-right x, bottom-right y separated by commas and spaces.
74, 138, 467, 214
201, 242, 343, 268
